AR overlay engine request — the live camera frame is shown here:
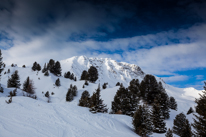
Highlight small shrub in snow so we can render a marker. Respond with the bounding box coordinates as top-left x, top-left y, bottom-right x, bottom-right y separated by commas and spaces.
55, 78, 61, 87
116, 82, 120, 86
44, 70, 49, 76
187, 107, 194, 115
84, 80, 89, 86
102, 83, 108, 89
9, 89, 17, 97
0, 86, 3, 93
5, 96, 12, 104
